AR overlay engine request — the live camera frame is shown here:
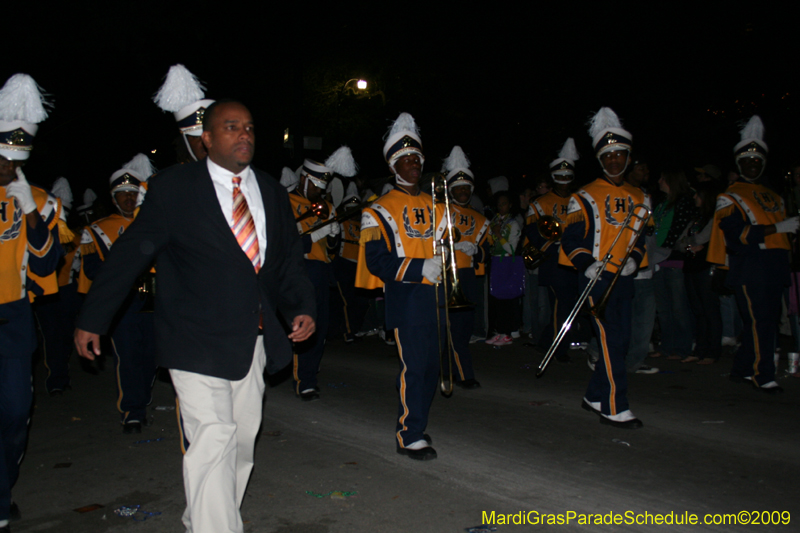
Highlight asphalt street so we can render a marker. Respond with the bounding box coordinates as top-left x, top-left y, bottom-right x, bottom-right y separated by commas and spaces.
12, 334, 800, 532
